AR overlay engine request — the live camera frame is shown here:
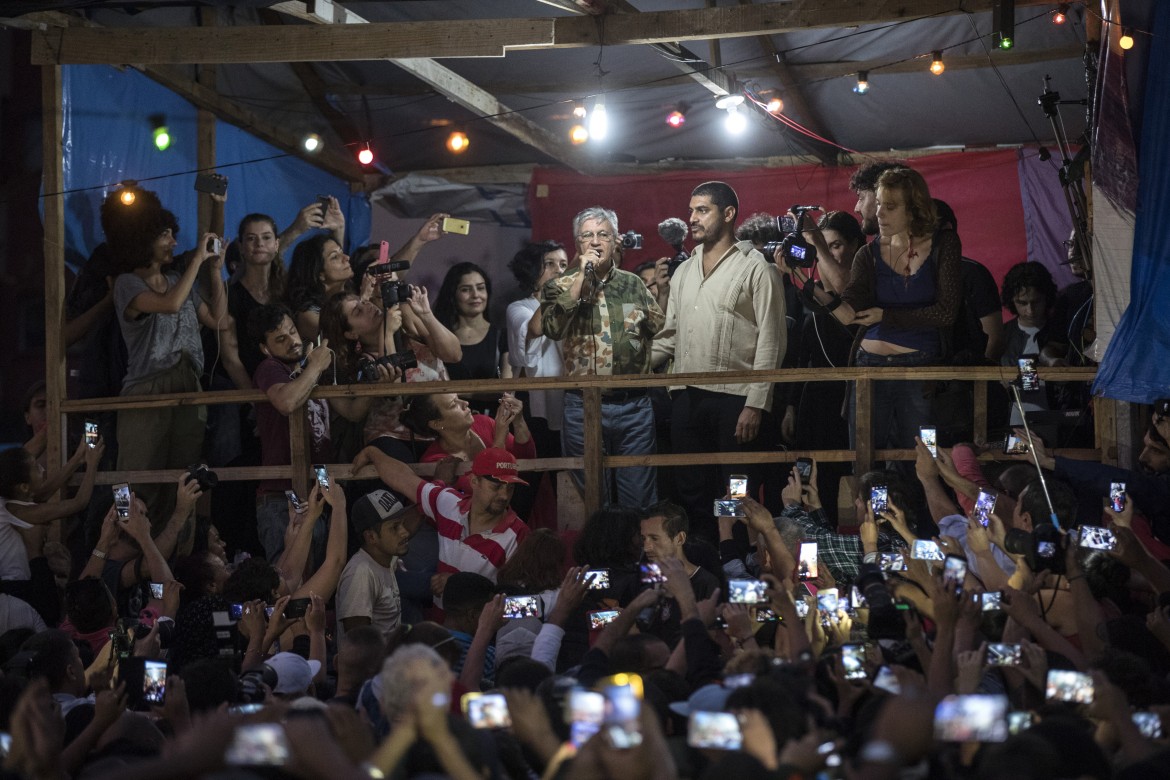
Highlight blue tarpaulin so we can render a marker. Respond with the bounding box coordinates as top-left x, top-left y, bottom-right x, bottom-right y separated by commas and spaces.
57, 65, 369, 269
1093, 4, 1170, 403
